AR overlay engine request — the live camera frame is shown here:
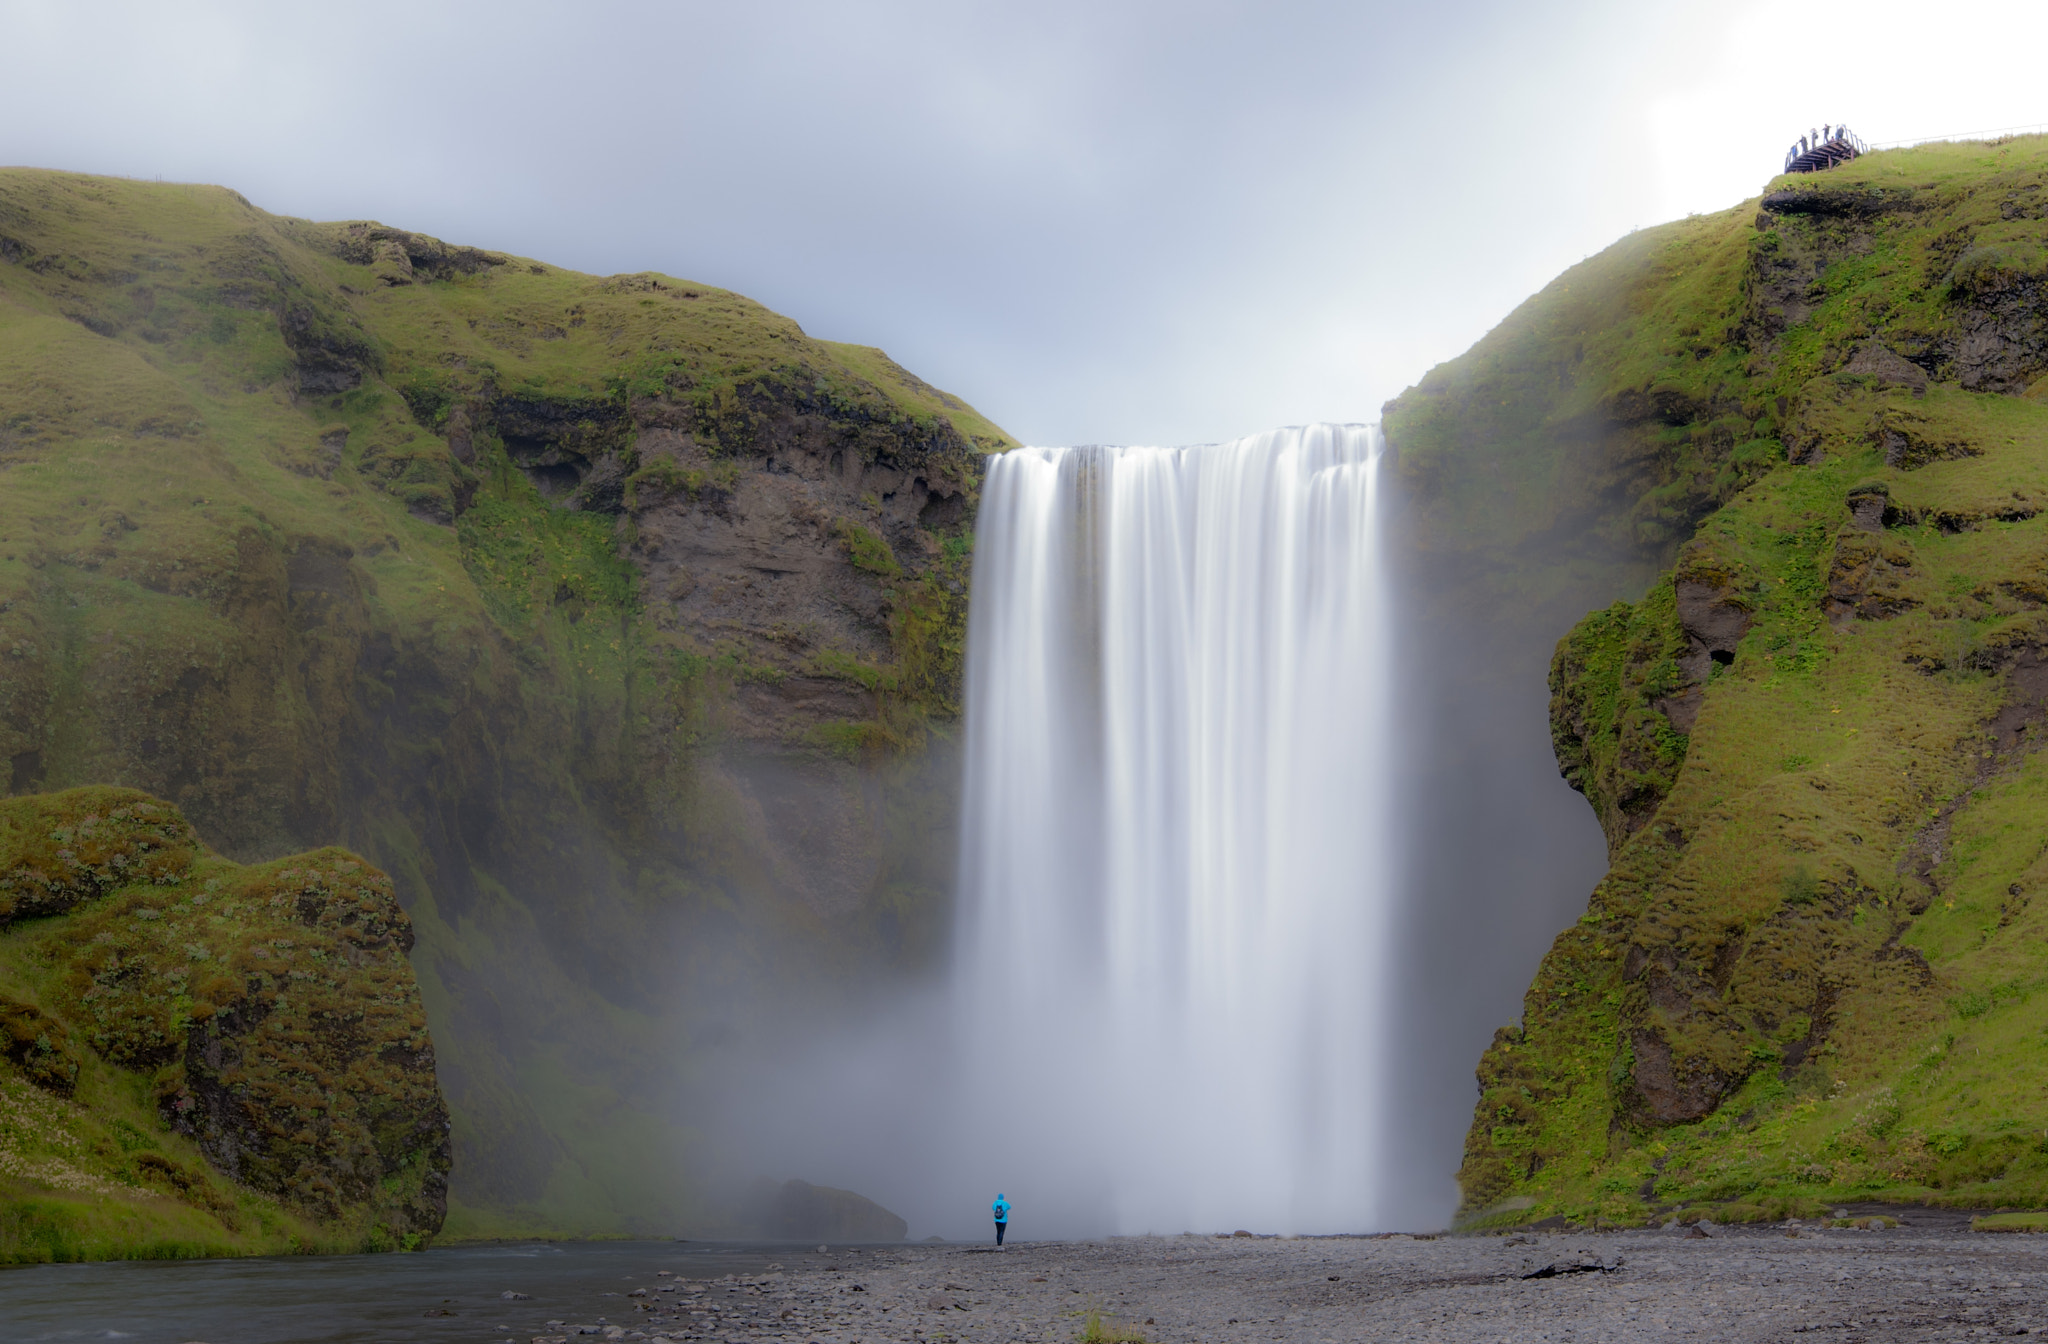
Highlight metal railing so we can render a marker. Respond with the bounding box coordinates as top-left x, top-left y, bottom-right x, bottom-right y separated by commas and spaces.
1783, 125, 1868, 174
1867, 121, 2048, 150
